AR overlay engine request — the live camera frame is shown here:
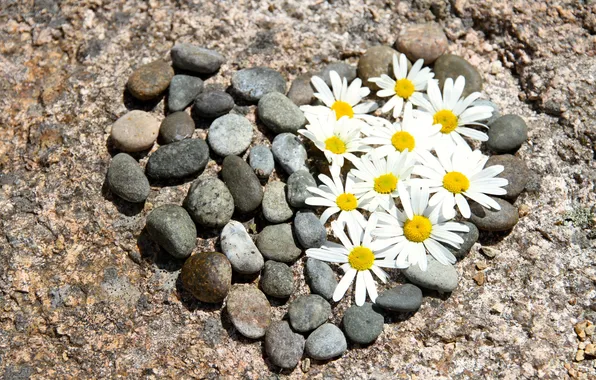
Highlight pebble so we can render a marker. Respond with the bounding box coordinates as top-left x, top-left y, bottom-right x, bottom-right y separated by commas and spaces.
111, 110, 160, 152
158, 111, 195, 145
183, 176, 234, 228
221, 155, 264, 213
262, 182, 293, 223
287, 73, 314, 106
258, 92, 306, 134
271, 133, 308, 175
207, 114, 253, 156
170, 44, 225, 74
402, 256, 458, 292
447, 221, 479, 260
485, 154, 529, 200
357, 45, 401, 91
481, 246, 499, 258
168, 74, 204, 112
433, 54, 483, 97
181, 252, 232, 303
256, 224, 302, 263
319, 62, 357, 86
260, 261, 294, 298
107, 153, 150, 203
193, 90, 234, 118
220, 221, 264, 274
342, 303, 384, 344
226, 285, 271, 339
304, 258, 337, 300
231, 67, 286, 103
394, 23, 448, 64
473, 99, 500, 125
288, 294, 331, 333
294, 211, 326, 249
286, 170, 316, 208
265, 321, 305, 369
249, 145, 274, 179
486, 114, 528, 153
126, 60, 174, 101
145, 139, 209, 181
375, 284, 423, 312
146, 205, 196, 259
469, 197, 519, 231
305, 323, 347, 360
